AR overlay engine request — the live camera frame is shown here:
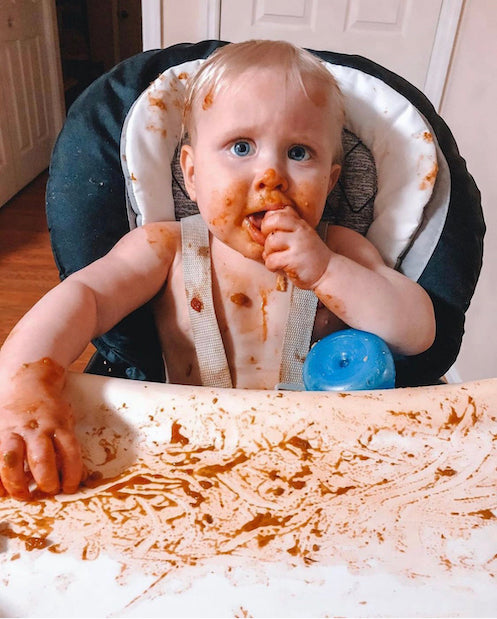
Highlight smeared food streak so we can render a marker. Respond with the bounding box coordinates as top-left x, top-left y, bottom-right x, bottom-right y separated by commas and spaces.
2, 451, 18, 468
8, 357, 66, 417
1, 384, 496, 604
202, 90, 214, 110
230, 292, 251, 307
420, 162, 439, 190
146, 124, 167, 138
191, 297, 203, 312
144, 225, 174, 261
276, 274, 287, 292
260, 289, 268, 341
148, 93, 167, 111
